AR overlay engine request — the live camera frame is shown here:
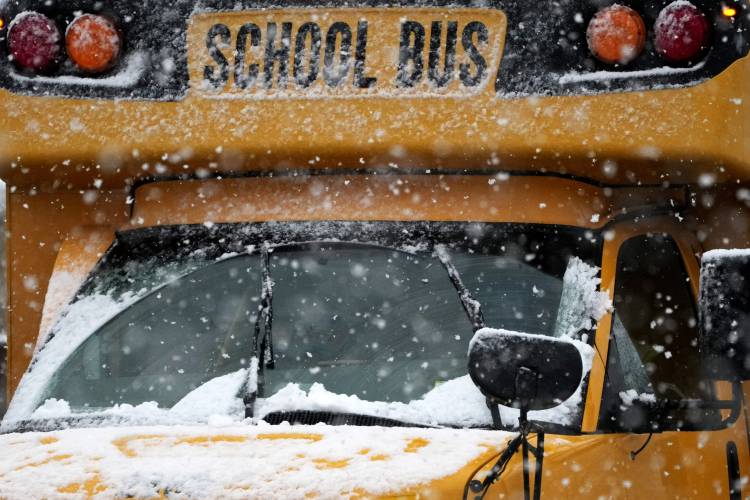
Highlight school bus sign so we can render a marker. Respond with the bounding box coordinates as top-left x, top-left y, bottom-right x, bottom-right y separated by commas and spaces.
188, 8, 506, 98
